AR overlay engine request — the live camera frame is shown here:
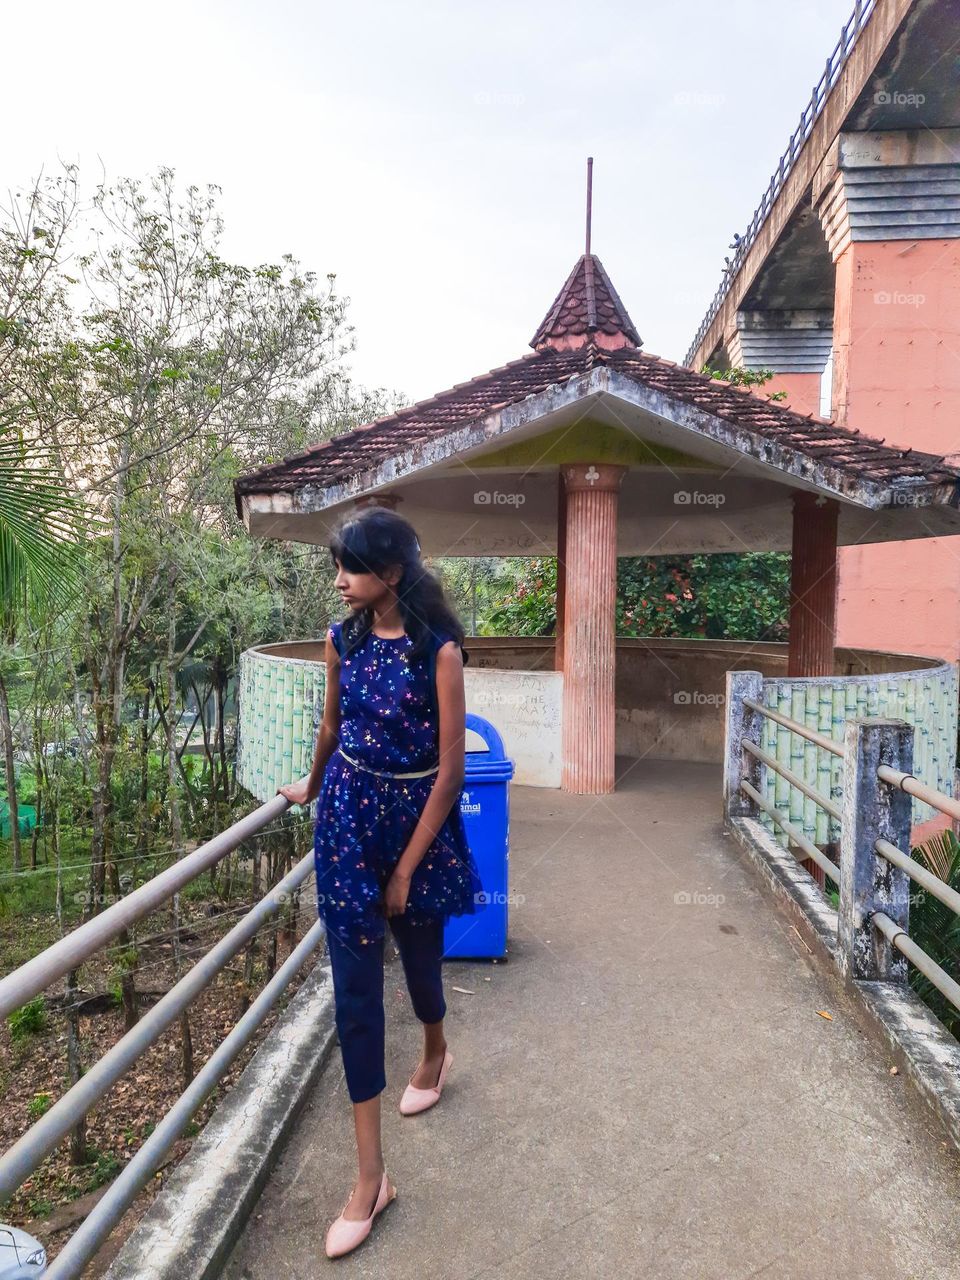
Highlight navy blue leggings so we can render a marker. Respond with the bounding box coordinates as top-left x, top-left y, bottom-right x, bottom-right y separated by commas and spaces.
325, 914, 447, 1104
